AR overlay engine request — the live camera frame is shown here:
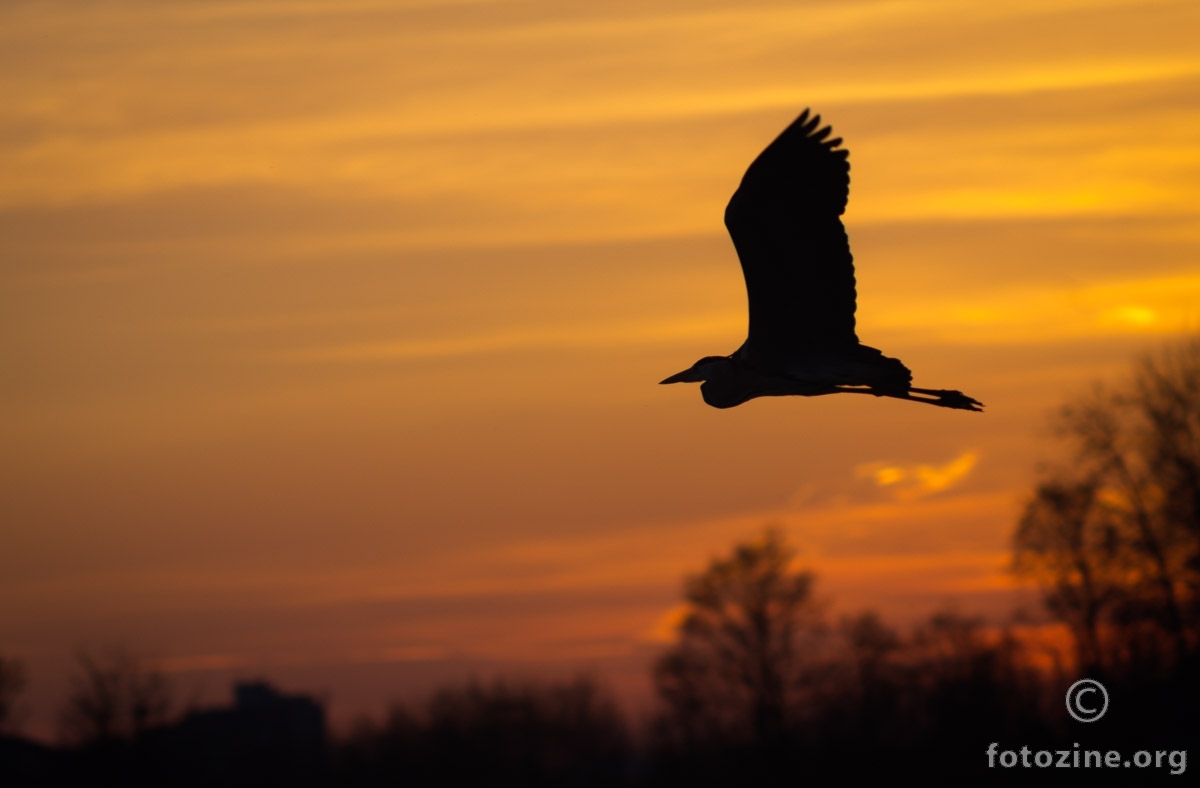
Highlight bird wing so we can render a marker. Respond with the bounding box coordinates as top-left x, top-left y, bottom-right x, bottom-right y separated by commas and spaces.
724, 109, 859, 361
